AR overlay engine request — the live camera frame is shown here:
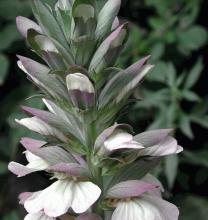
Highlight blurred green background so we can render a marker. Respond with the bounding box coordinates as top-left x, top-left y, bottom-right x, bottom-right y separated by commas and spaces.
0, 0, 208, 219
